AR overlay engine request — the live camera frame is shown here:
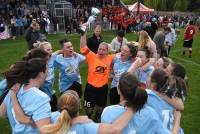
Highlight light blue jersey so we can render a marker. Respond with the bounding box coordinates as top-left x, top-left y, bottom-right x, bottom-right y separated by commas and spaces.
51, 111, 60, 123
111, 57, 132, 88
101, 105, 170, 134
54, 54, 85, 93
134, 65, 154, 84
0, 79, 7, 96
146, 89, 184, 134
65, 122, 99, 134
40, 53, 57, 97
3, 85, 51, 134
50, 112, 99, 134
